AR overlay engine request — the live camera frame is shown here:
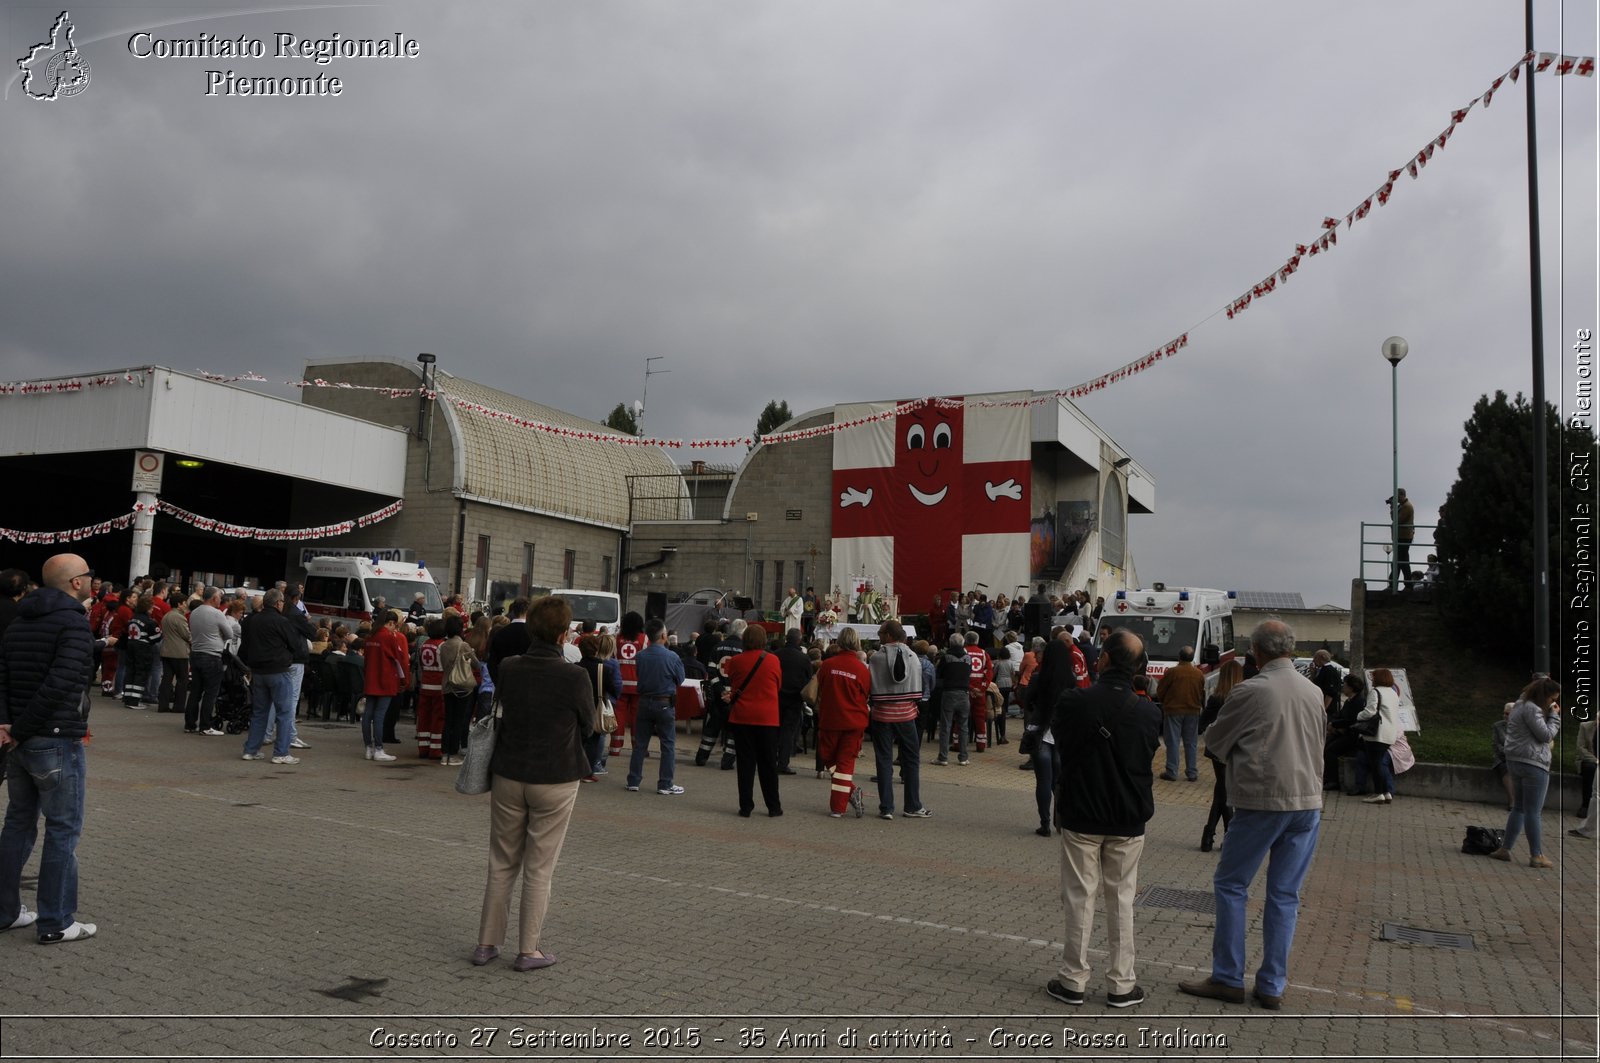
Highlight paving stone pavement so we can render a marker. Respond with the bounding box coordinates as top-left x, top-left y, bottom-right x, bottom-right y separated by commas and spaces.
0, 706, 1594, 1061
